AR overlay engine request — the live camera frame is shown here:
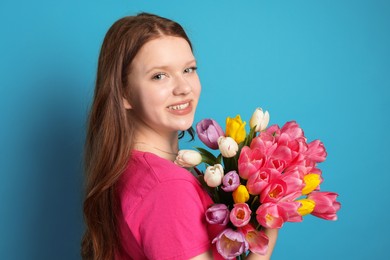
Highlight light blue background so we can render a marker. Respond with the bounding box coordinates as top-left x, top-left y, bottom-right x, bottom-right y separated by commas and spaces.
1, 0, 389, 259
